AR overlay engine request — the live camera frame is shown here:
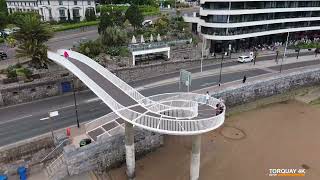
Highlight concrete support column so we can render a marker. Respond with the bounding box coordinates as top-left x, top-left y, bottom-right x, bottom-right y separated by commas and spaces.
125, 122, 135, 179
132, 55, 136, 66
190, 135, 201, 180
